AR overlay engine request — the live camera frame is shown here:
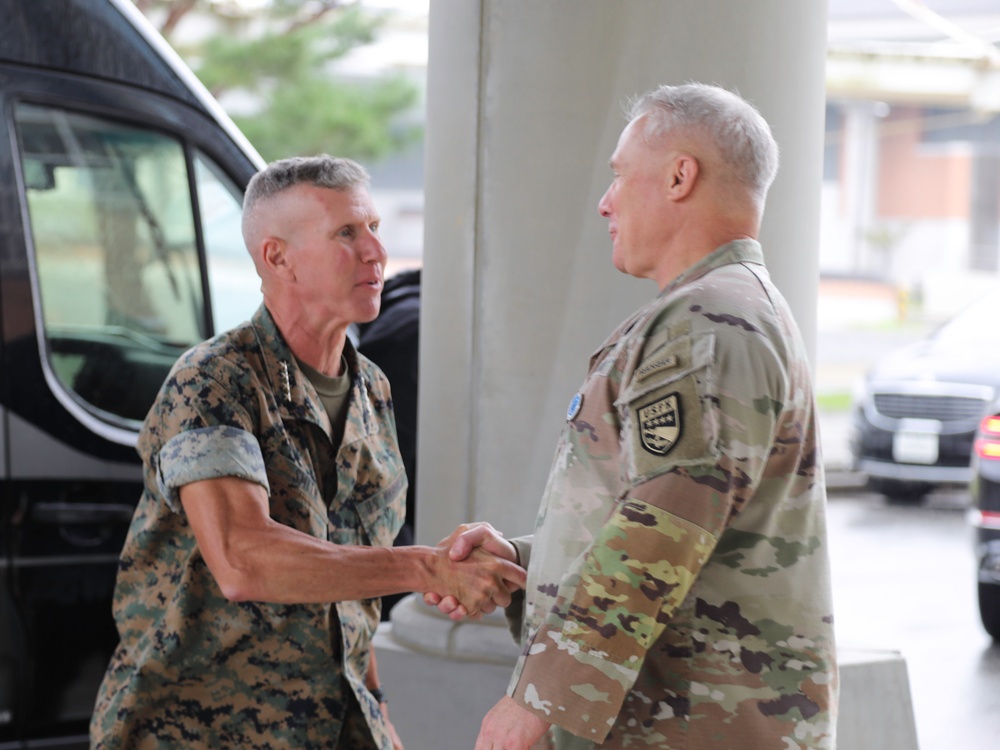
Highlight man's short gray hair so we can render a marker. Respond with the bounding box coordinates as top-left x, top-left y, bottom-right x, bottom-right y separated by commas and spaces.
242, 154, 370, 243
627, 83, 779, 204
